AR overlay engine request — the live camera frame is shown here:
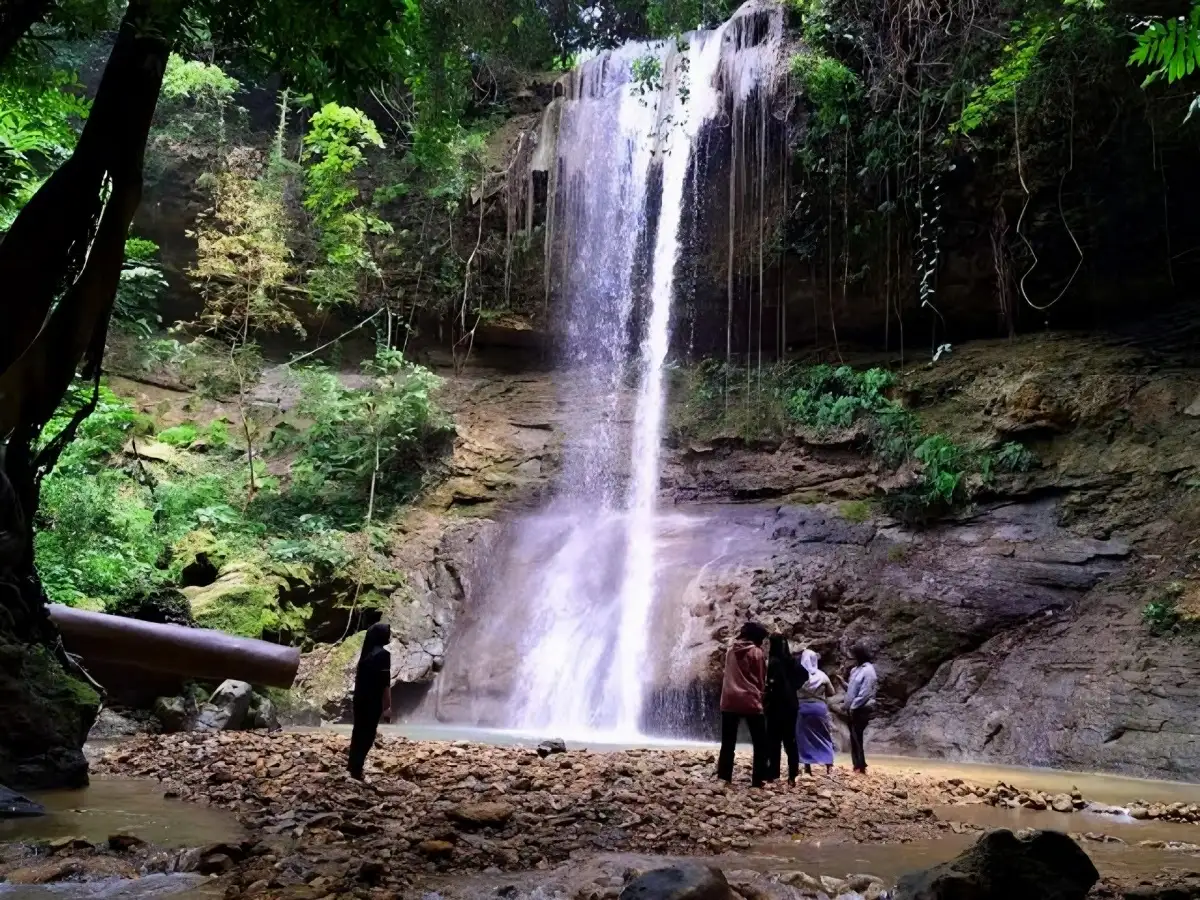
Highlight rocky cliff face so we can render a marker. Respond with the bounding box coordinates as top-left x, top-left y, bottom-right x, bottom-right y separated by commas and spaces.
391, 332, 1200, 779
